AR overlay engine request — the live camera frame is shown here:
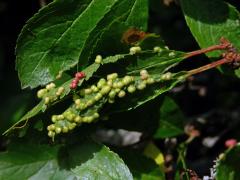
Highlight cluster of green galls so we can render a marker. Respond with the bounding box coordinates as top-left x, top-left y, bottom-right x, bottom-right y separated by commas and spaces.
36, 46, 175, 139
